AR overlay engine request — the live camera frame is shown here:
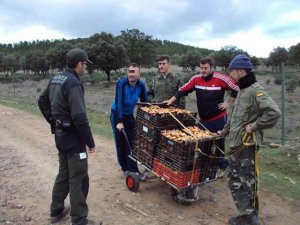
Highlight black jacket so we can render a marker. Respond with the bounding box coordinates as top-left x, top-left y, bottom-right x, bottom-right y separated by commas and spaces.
38, 68, 95, 152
